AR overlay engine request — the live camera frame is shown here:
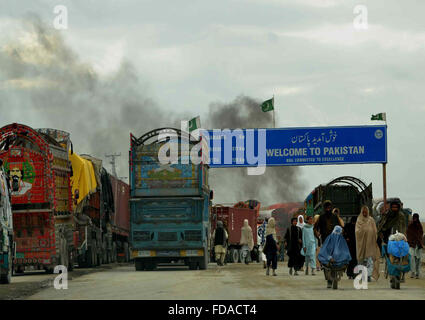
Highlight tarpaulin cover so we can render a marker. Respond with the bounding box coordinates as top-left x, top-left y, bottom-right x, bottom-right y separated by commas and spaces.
318, 226, 352, 267
69, 151, 97, 204
101, 168, 114, 219
387, 240, 409, 258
